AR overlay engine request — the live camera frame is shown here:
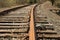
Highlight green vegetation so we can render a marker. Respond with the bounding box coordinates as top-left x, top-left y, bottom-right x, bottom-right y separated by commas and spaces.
54, 0, 60, 7
0, 0, 60, 8
0, 0, 17, 7
0, 0, 37, 8
29, 0, 37, 4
